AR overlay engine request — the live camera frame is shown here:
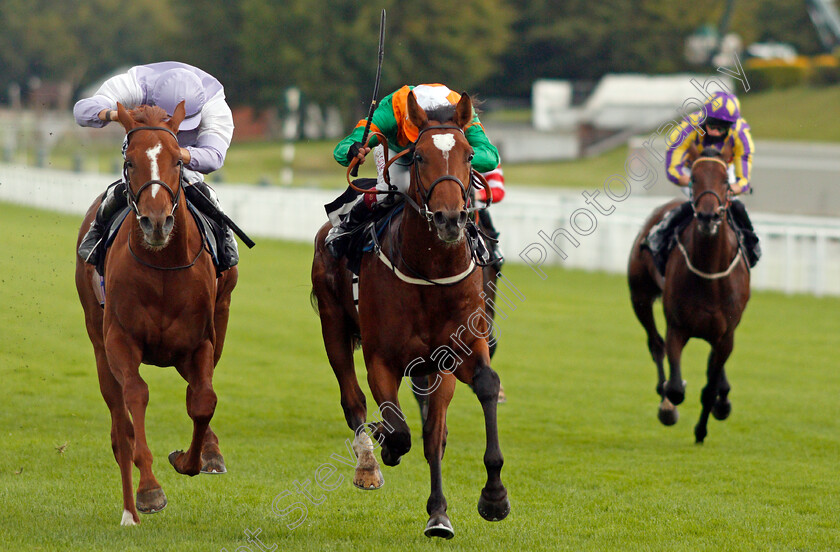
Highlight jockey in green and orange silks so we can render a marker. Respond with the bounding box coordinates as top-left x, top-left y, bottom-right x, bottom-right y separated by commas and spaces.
325, 84, 503, 261
334, 84, 500, 177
